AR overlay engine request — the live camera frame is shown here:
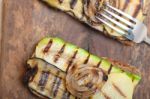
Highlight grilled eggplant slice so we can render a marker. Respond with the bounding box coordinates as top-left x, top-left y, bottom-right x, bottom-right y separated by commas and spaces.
25, 37, 141, 99
41, 0, 147, 45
